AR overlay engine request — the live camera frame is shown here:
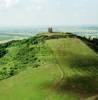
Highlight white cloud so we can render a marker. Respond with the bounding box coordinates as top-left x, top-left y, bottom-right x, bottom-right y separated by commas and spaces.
0, 0, 48, 10
0, 0, 19, 8
31, 0, 46, 9
25, 0, 47, 12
